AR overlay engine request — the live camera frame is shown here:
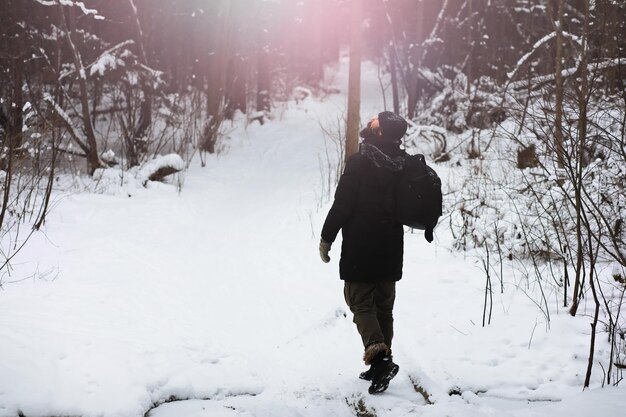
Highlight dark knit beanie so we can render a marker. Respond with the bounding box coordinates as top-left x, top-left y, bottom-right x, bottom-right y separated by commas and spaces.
377, 111, 408, 142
